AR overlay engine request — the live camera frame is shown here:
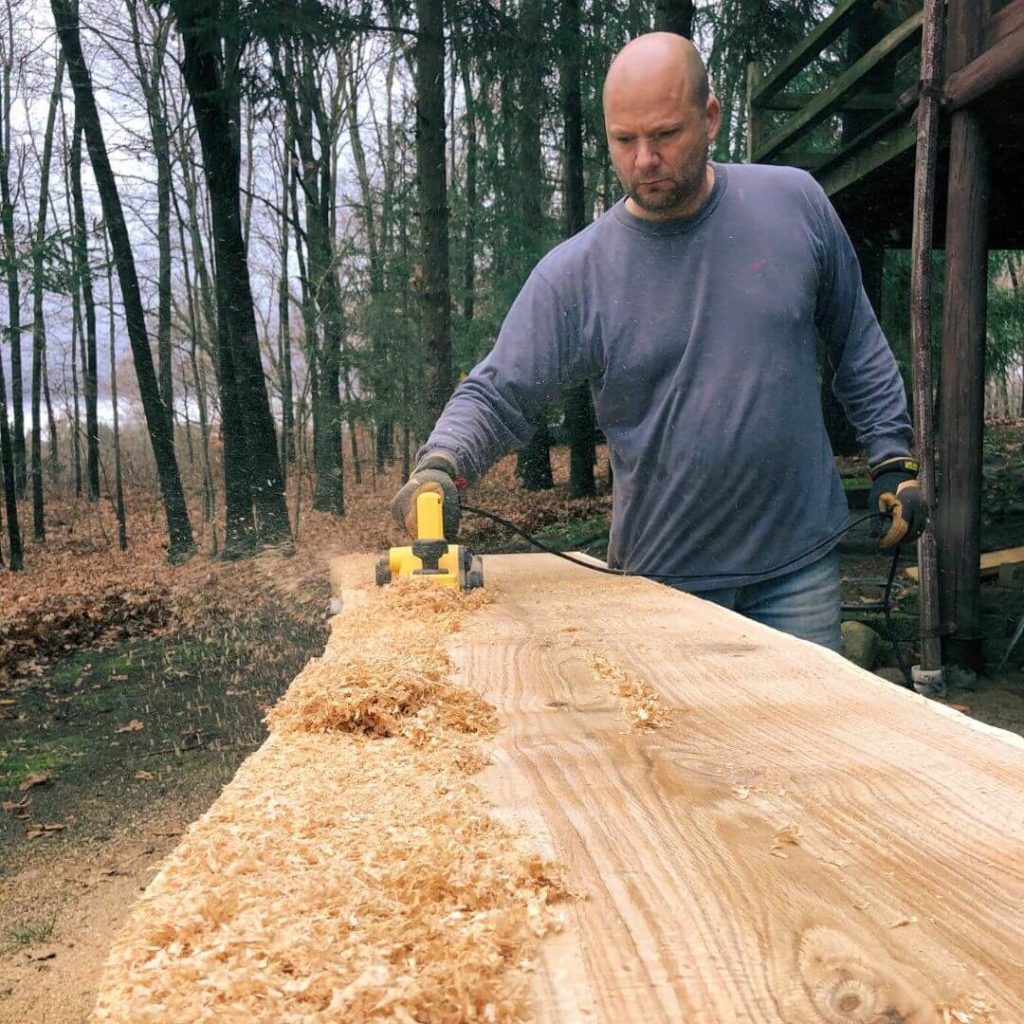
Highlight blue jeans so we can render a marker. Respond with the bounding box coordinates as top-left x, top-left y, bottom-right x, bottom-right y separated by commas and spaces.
687, 549, 841, 652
